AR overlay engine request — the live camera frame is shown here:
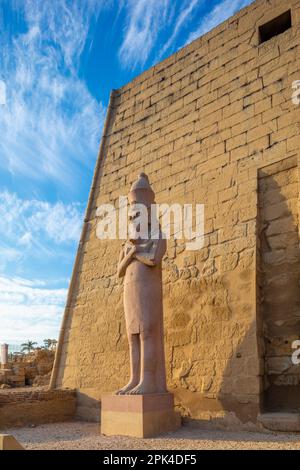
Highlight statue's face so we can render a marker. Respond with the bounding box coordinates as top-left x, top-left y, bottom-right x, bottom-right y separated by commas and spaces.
128, 204, 141, 222
128, 203, 151, 242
